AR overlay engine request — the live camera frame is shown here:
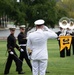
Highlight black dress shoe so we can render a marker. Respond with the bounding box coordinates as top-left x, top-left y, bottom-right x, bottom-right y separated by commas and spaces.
18, 71, 25, 74
16, 69, 18, 72
46, 71, 50, 73
4, 73, 9, 75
